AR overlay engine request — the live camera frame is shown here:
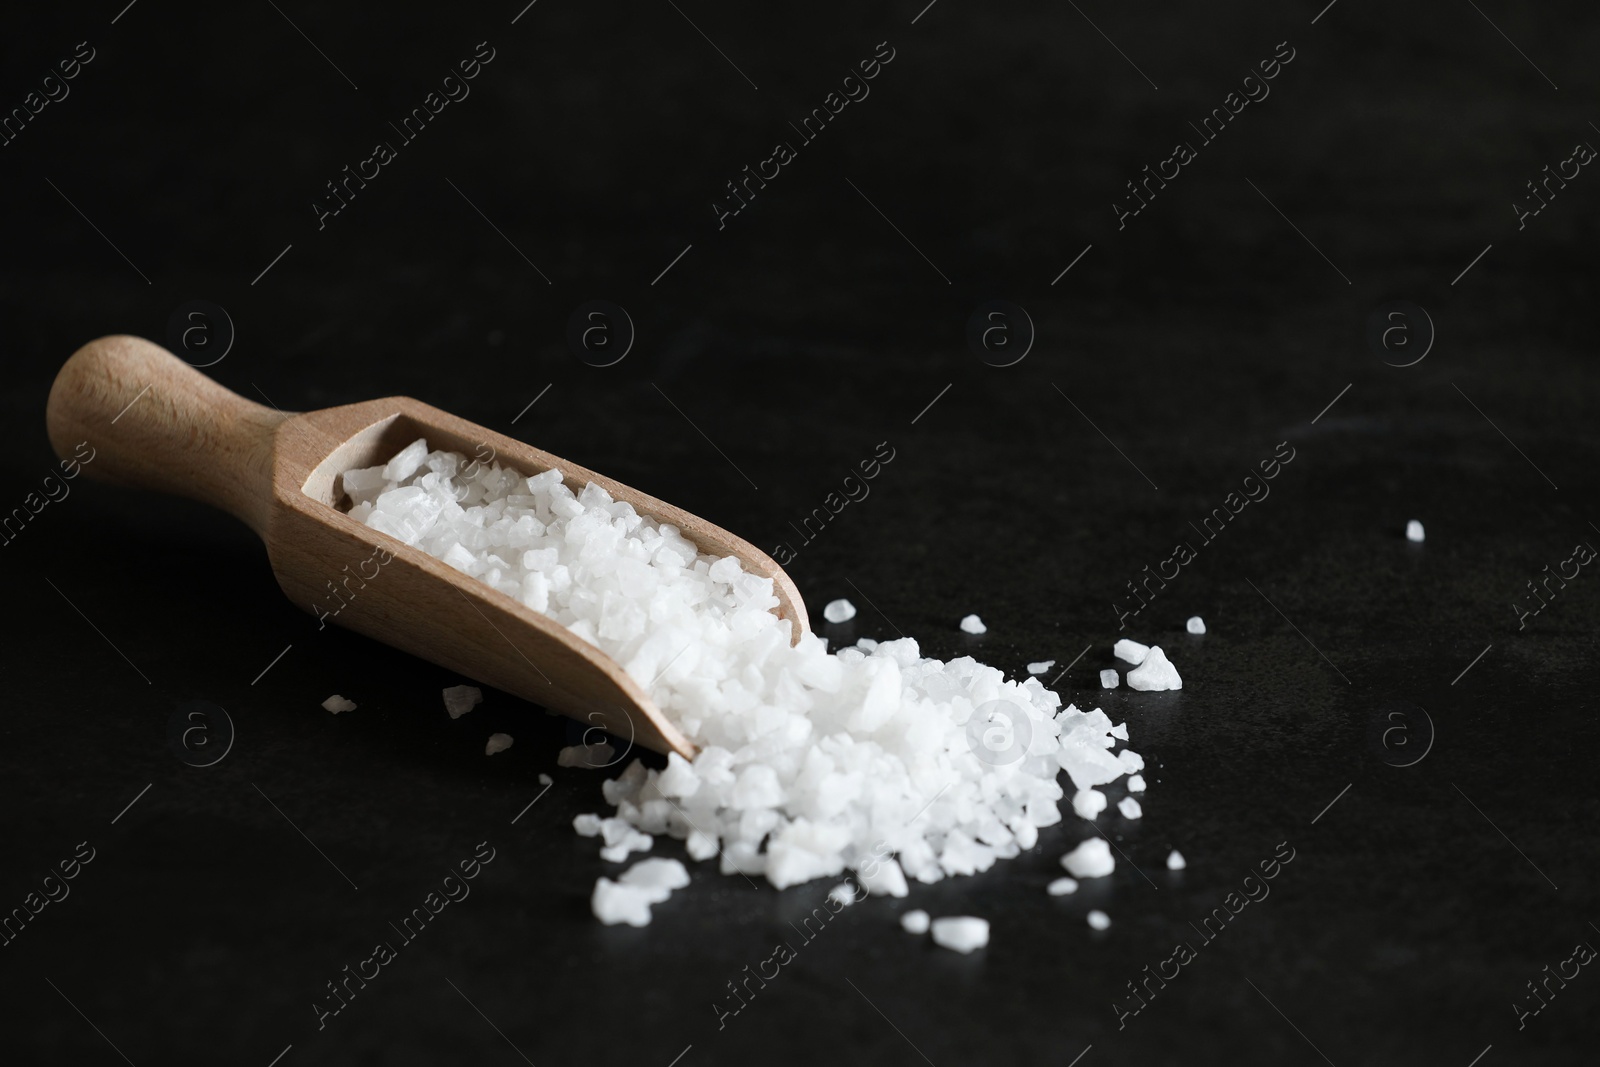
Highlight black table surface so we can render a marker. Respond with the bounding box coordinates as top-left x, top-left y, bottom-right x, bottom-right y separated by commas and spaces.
3, 2, 1597, 1064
